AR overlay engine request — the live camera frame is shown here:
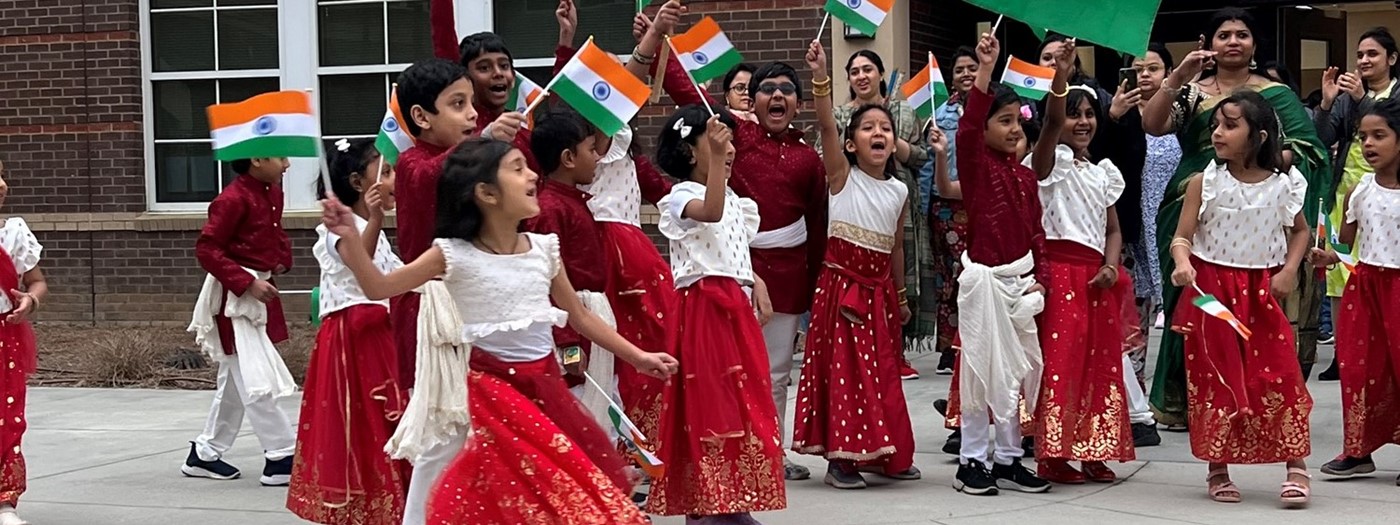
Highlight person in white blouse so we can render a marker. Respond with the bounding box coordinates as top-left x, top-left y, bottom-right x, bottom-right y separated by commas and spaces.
287, 139, 409, 524
1310, 99, 1400, 483
1167, 91, 1314, 506
1021, 84, 1137, 486
0, 160, 48, 525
